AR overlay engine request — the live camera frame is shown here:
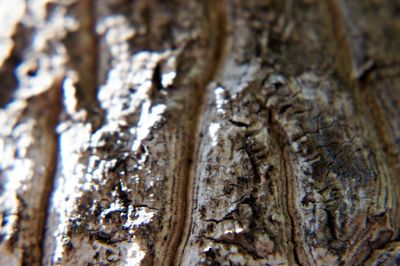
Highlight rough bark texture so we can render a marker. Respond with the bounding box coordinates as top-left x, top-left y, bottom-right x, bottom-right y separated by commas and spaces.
0, 0, 399, 265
